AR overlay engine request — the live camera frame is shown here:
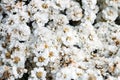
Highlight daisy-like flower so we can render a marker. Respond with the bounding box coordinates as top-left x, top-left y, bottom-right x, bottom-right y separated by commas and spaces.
5, 13, 19, 24
61, 25, 79, 46
82, 10, 97, 24
29, 67, 46, 80
48, 47, 59, 62
33, 26, 55, 41
10, 66, 27, 79
31, 0, 50, 12
18, 10, 30, 23
82, 0, 97, 10
33, 12, 49, 27
54, 0, 70, 10
8, 40, 28, 52
10, 51, 26, 68
27, 0, 38, 14
1, 50, 13, 66
66, 6, 83, 21
31, 41, 50, 55
33, 50, 49, 66
102, 7, 118, 22
48, 7, 60, 20
7, 23, 31, 41
53, 14, 69, 26
69, 47, 86, 61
